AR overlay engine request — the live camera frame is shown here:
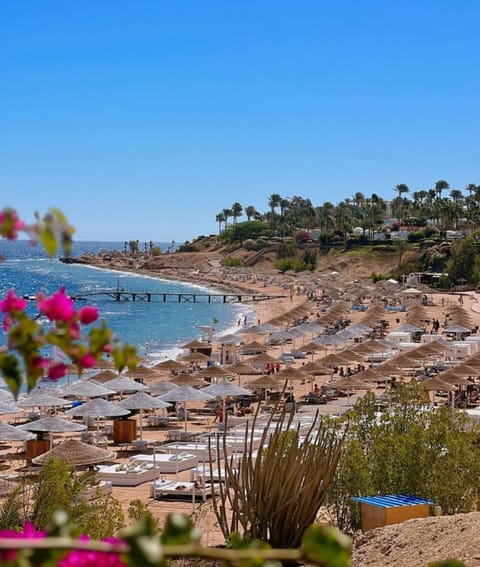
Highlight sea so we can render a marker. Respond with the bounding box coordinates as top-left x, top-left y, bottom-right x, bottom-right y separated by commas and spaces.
0, 240, 251, 369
